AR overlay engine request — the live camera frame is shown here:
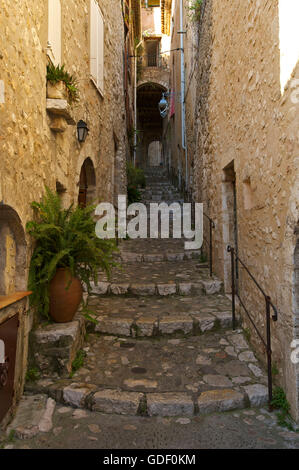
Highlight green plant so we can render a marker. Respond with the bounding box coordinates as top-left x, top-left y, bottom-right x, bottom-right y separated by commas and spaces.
199, 251, 207, 263
70, 349, 86, 378
26, 187, 117, 319
46, 63, 79, 103
25, 367, 40, 383
127, 186, 142, 204
188, 0, 203, 22
81, 303, 99, 326
127, 163, 146, 203
271, 386, 294, 430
